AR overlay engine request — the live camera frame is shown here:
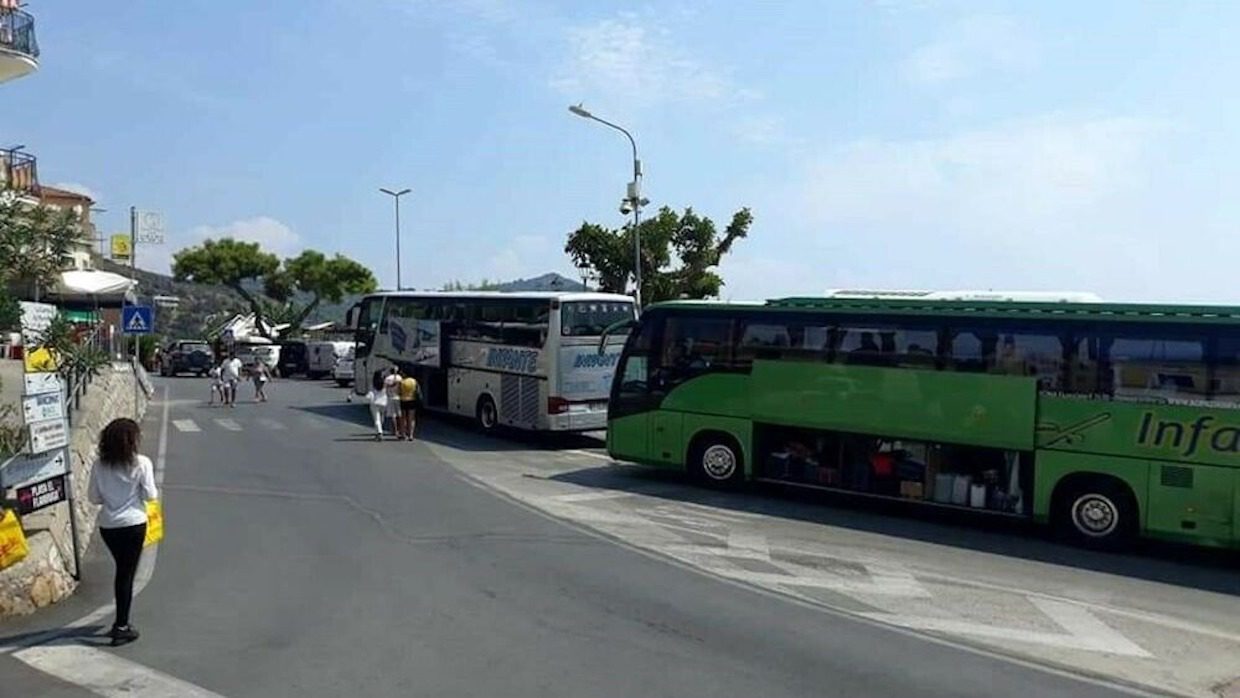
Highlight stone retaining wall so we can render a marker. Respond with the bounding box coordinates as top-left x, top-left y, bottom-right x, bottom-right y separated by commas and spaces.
0, 364, 148, 618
